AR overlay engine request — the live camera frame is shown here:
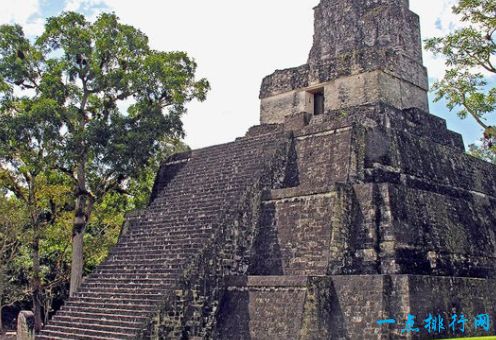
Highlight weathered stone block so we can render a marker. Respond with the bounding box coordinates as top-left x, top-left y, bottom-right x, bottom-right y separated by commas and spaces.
16, 311, 34, 340
217, 275, 496, 339
38, 0, 496, 338
260, 0, 429, 124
